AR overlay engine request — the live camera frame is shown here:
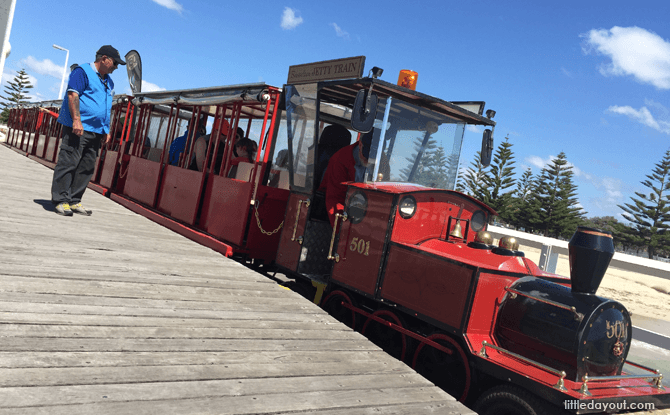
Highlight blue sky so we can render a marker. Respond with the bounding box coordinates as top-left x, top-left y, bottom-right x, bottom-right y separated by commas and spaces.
3, 0, 670, 220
